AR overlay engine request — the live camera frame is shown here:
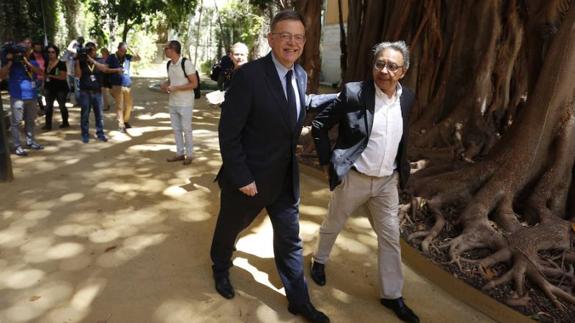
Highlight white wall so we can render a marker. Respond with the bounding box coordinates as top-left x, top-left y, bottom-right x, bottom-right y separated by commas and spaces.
320, 23, 346, 85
